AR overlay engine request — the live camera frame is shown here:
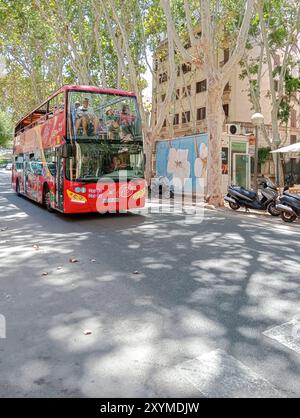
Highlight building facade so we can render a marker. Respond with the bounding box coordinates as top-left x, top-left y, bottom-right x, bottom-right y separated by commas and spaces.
152, 40, 300, 187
